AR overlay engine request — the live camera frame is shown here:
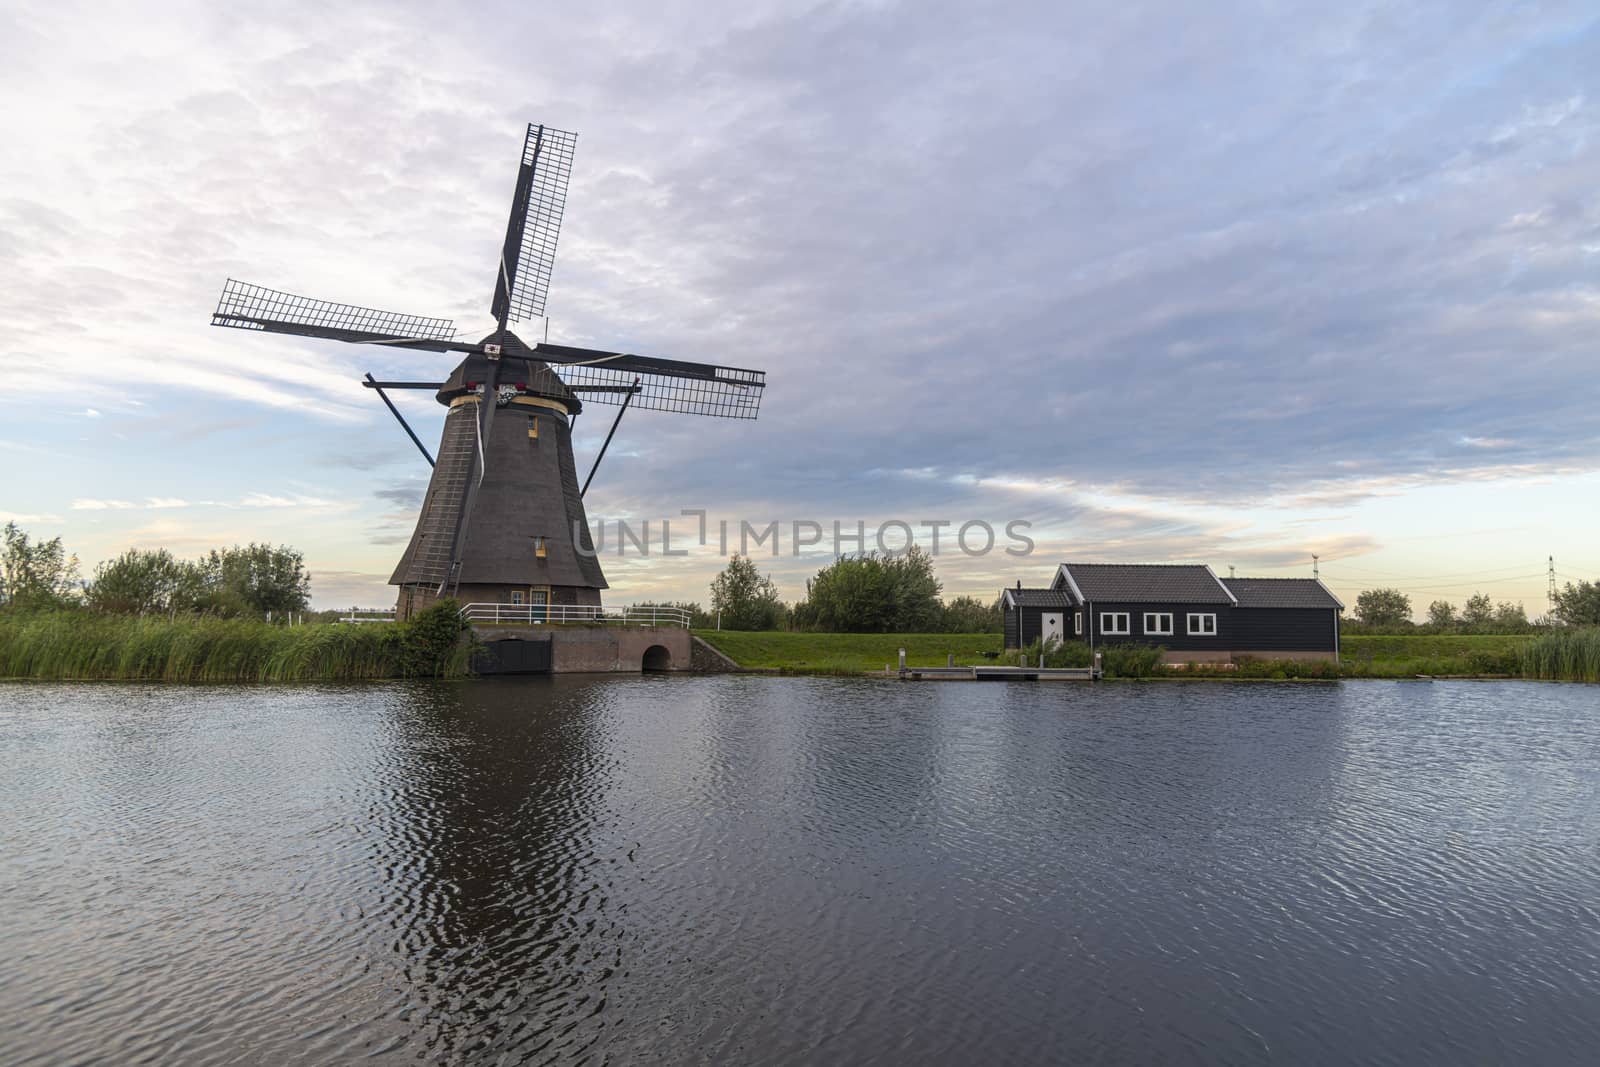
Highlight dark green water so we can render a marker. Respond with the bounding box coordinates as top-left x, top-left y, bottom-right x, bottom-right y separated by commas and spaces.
2, 677, 1597, 1064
